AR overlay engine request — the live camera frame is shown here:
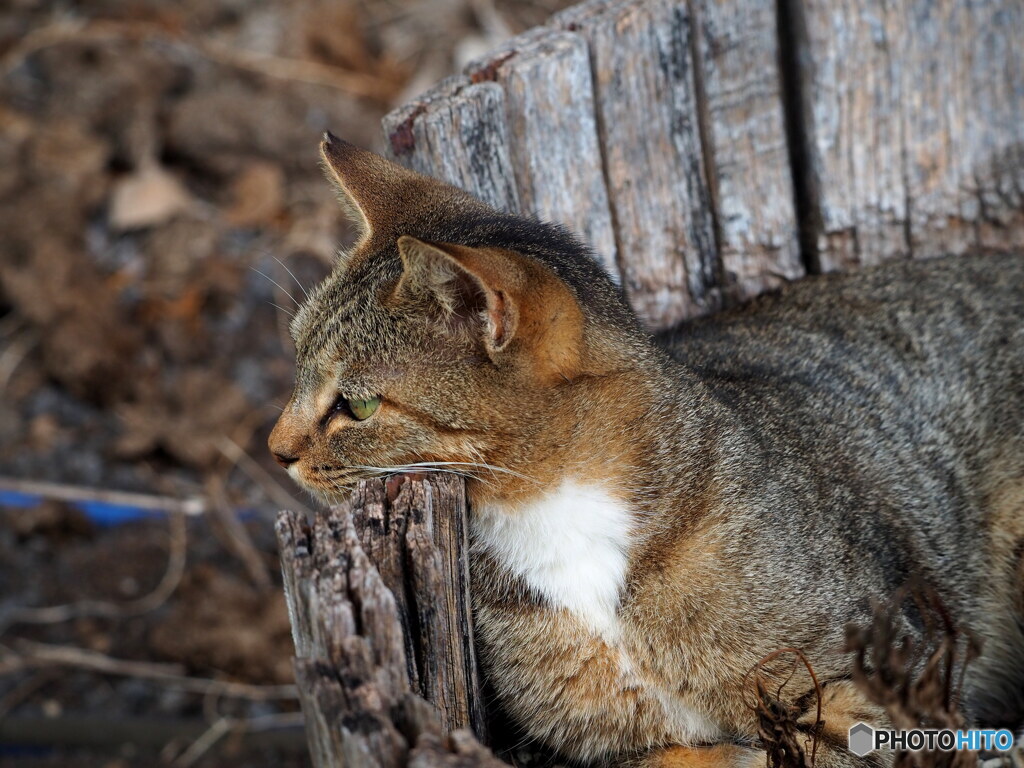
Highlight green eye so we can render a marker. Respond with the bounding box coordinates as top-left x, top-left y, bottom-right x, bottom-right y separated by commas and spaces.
347, 396, 380, 420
